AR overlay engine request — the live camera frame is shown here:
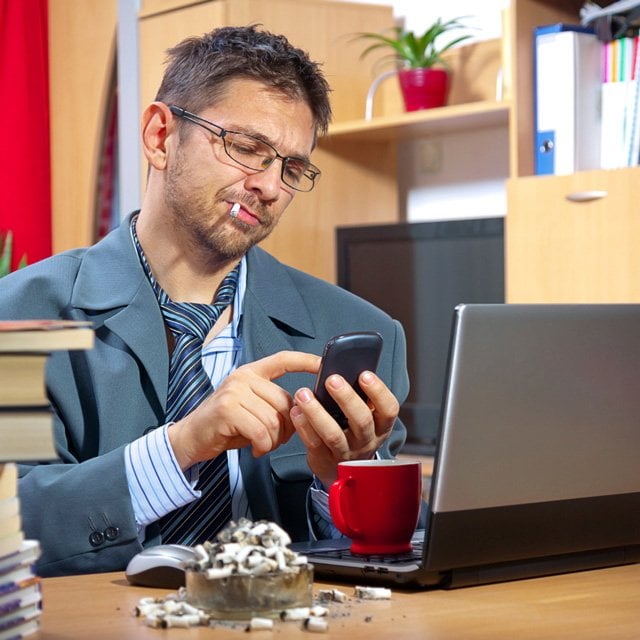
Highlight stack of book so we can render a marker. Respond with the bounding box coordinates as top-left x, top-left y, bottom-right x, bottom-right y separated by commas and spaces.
600, 34, 640, 170
0, 320, 94, 462
0, 320, 94, 638
0, 462, 41, 640
534, 22, 640, 175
